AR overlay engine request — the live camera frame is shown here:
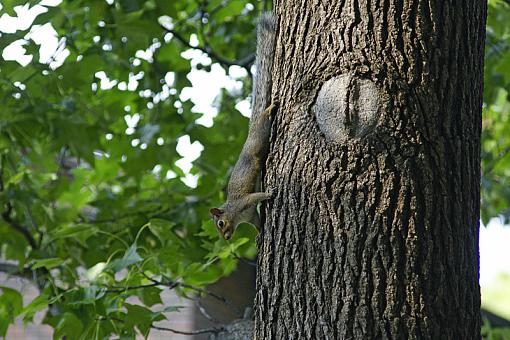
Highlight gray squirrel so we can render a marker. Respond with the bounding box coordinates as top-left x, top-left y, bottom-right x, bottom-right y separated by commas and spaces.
210, 12, 278, 240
